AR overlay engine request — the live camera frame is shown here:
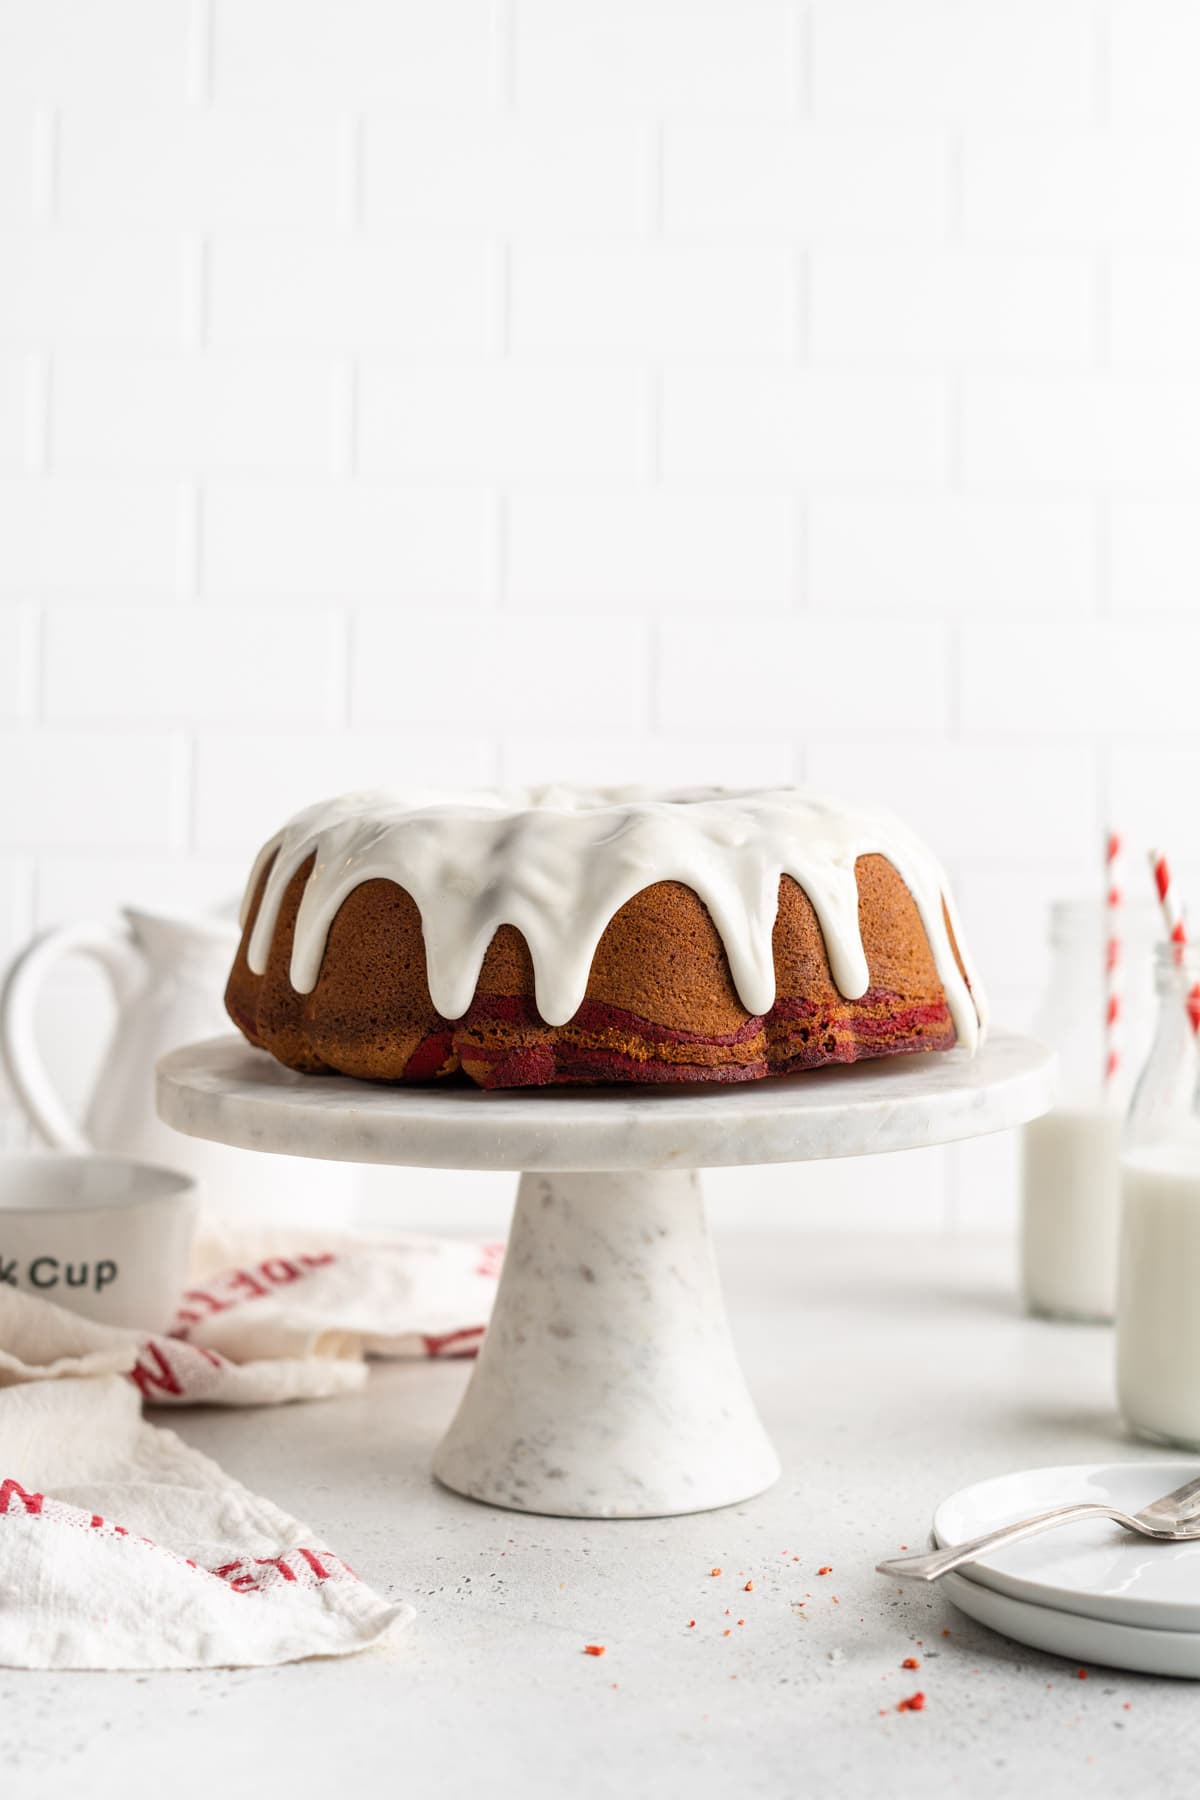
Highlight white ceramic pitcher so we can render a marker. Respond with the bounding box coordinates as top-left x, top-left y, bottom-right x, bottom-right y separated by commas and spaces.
0, 908, 358, 1231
